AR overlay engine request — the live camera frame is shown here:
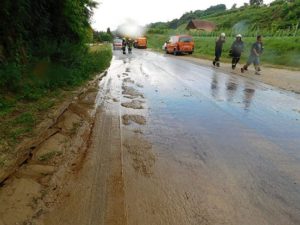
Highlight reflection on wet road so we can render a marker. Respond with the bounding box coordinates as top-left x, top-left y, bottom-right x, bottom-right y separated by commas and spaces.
111, 49, 300, 225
